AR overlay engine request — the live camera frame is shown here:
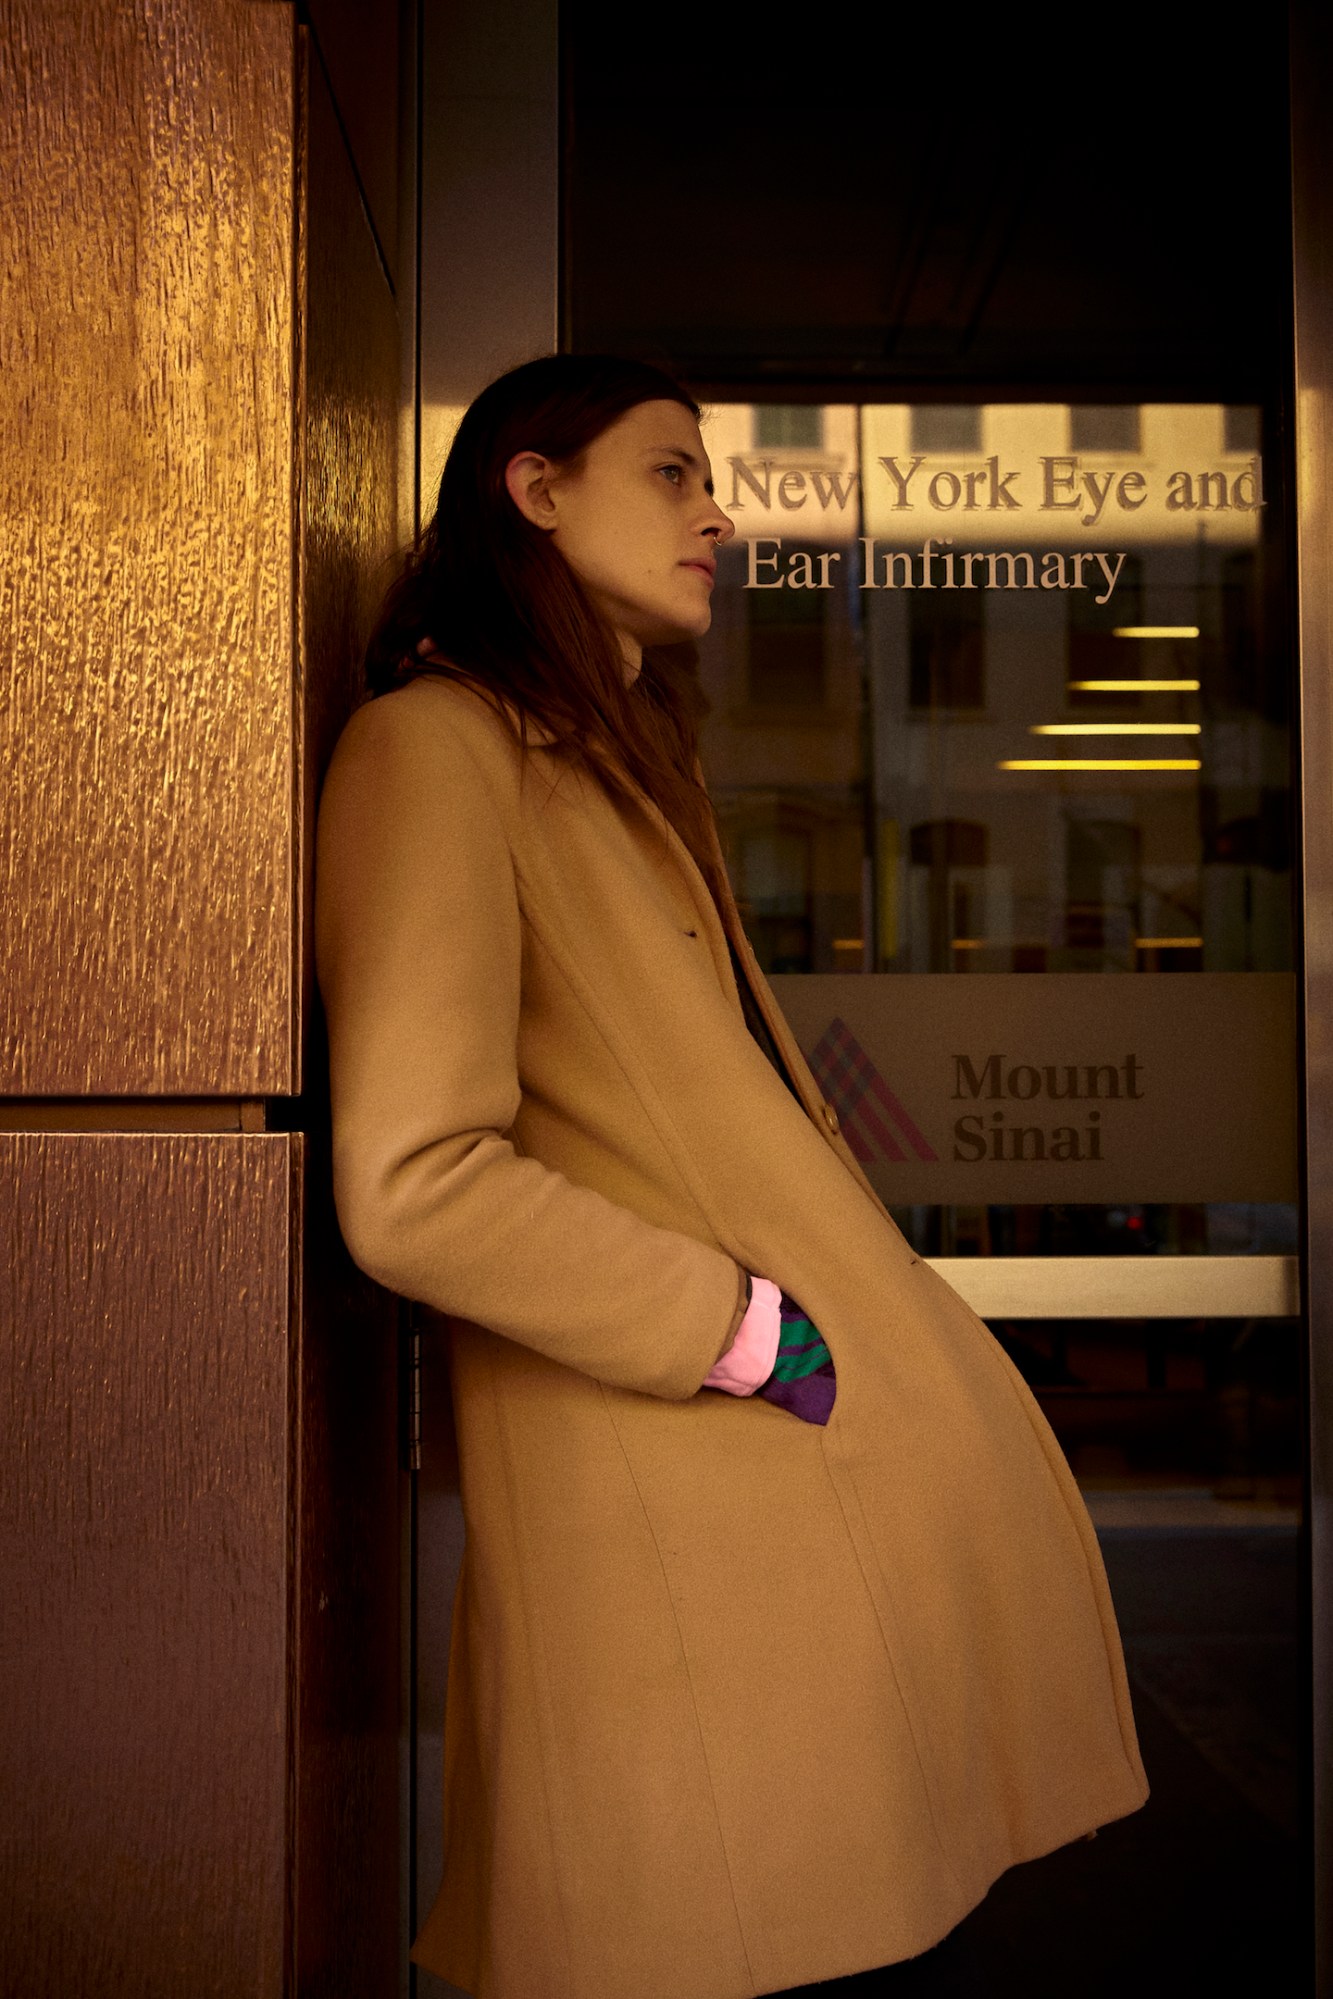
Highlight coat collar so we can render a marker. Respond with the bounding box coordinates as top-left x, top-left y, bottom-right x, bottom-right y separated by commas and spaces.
409, 648, 825, 1119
